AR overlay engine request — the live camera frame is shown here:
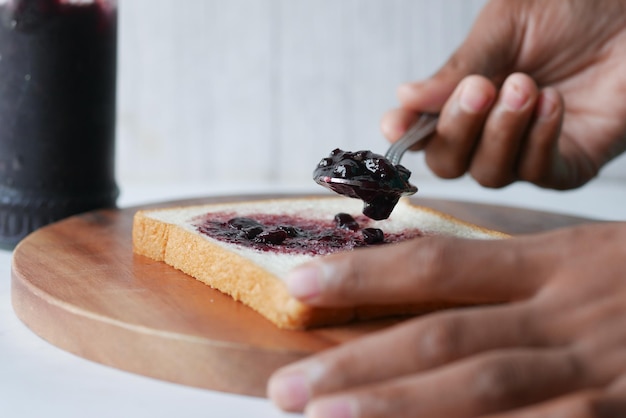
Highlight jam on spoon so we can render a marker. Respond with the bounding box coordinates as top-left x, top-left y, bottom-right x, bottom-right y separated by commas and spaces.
313, 149, 417, 220
312, 114, 438, 220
